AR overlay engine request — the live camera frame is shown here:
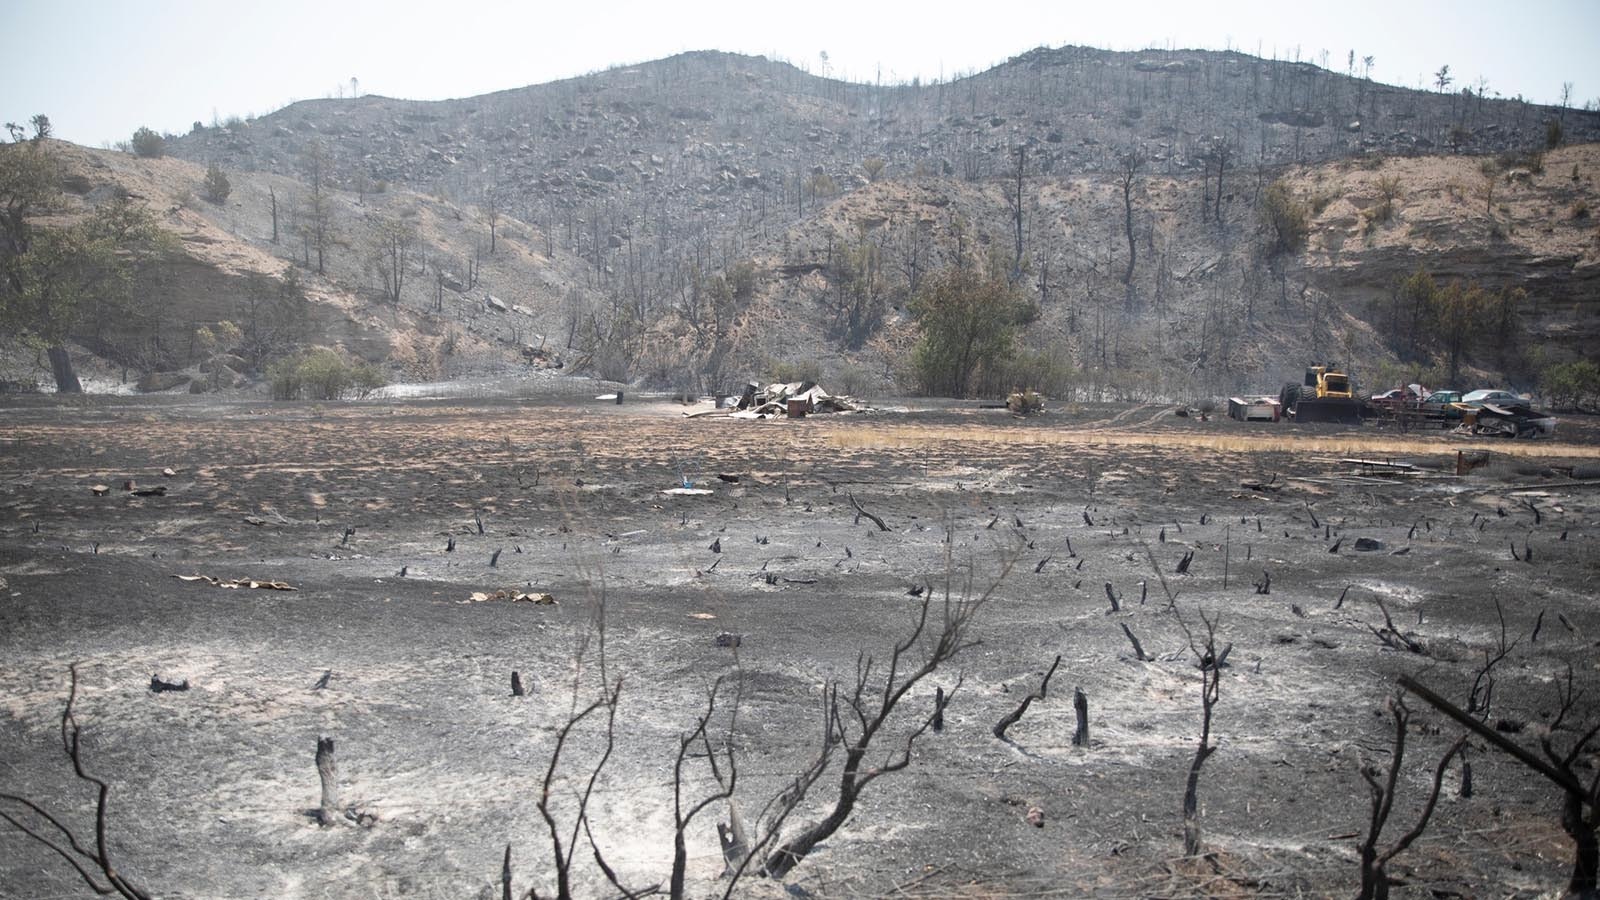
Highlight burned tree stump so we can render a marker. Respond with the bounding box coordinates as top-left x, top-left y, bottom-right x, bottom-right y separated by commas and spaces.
315, 736, 340, 827
933, 686, 946, 733
149, 675, 189, 693
1120, 622, 1150, 661
502, 844, 513, 900
511, 670, 526, 697
1072, 687, 1090, 747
